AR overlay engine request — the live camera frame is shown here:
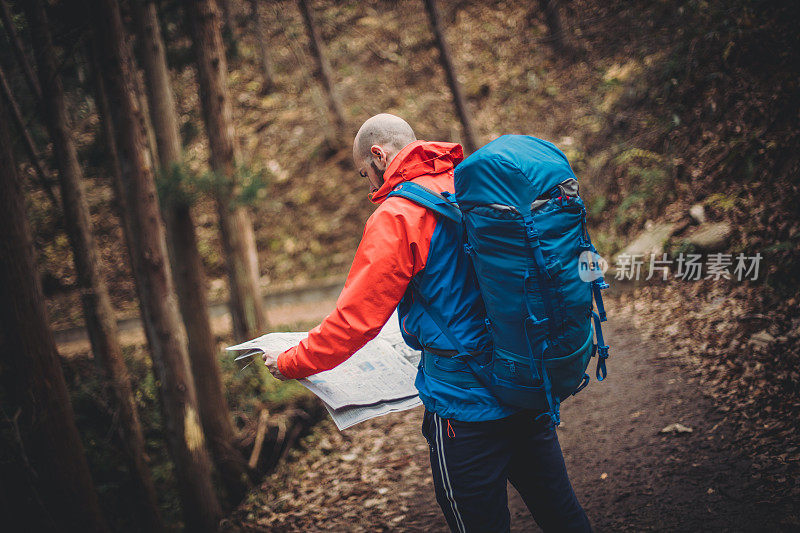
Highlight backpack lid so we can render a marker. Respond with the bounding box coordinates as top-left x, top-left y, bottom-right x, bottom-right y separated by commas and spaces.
454, 135, 577, 211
